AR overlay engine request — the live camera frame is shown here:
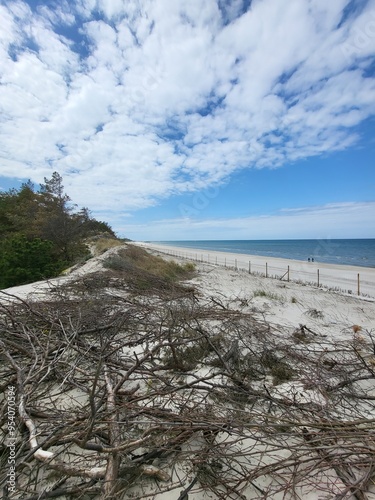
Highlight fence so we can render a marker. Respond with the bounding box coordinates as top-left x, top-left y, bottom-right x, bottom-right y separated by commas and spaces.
145, 246, 374, 298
